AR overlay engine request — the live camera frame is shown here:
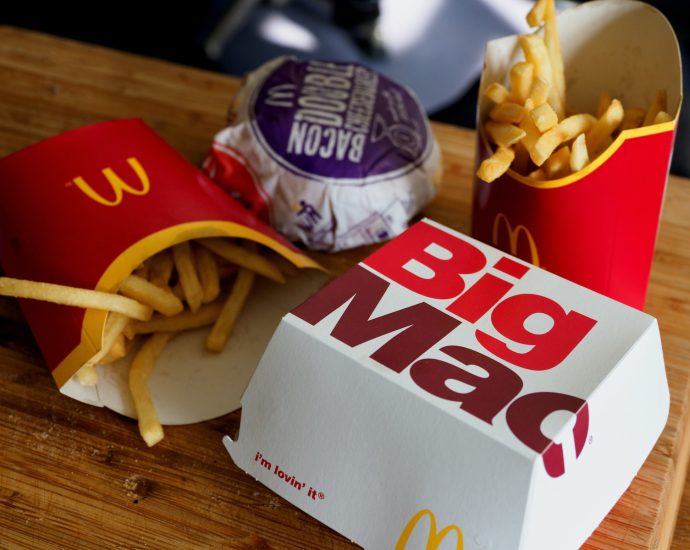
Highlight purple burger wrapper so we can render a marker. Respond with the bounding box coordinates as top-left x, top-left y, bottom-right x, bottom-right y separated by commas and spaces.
204, 57, 443, 252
